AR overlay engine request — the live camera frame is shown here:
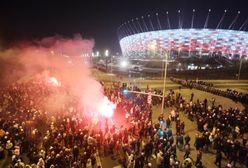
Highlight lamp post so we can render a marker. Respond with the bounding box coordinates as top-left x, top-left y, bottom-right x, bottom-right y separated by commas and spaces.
149, 41, 164, 79
91, 52, 94, 64
148, 42, 169, 114
161, 52, 168, 114
96, 51, 99, 57
105, 49, 109, 72
238, 56, 243, 80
